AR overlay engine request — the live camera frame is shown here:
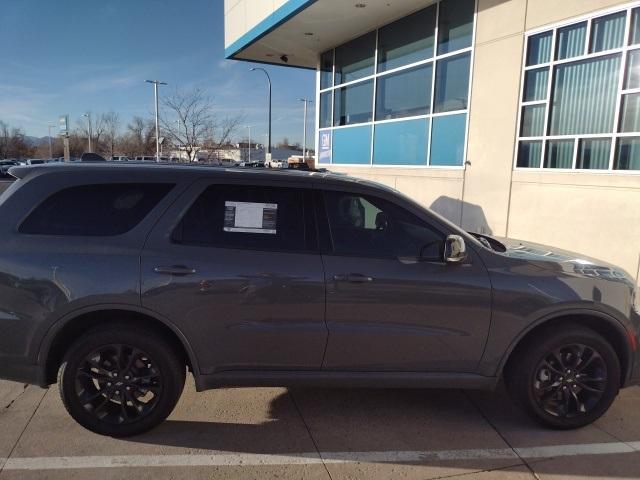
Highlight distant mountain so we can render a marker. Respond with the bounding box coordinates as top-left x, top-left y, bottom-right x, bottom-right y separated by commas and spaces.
23, 136, 49, 147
